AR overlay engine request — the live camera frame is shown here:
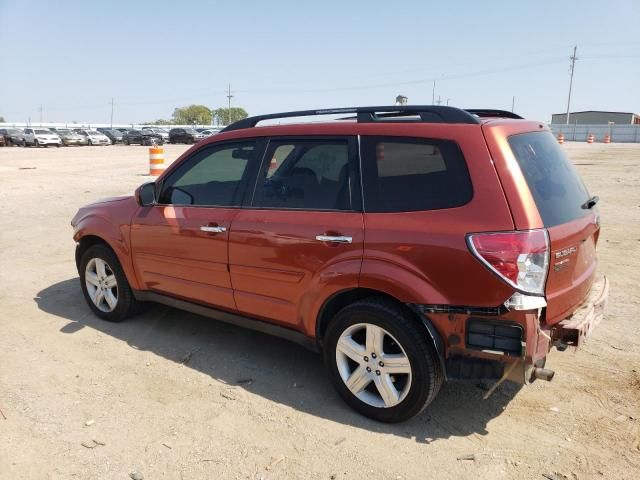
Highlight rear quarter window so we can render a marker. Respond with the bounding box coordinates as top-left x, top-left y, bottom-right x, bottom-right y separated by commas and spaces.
361, 136, 473, 212
508, 131, 591, 227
